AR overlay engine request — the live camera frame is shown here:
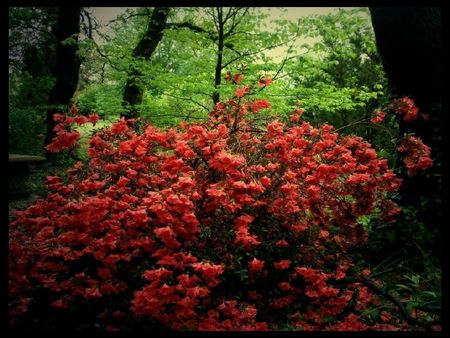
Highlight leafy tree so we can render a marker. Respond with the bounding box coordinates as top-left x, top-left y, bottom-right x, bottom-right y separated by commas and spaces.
286, 9, 388, 128
76, 7, 298, 124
